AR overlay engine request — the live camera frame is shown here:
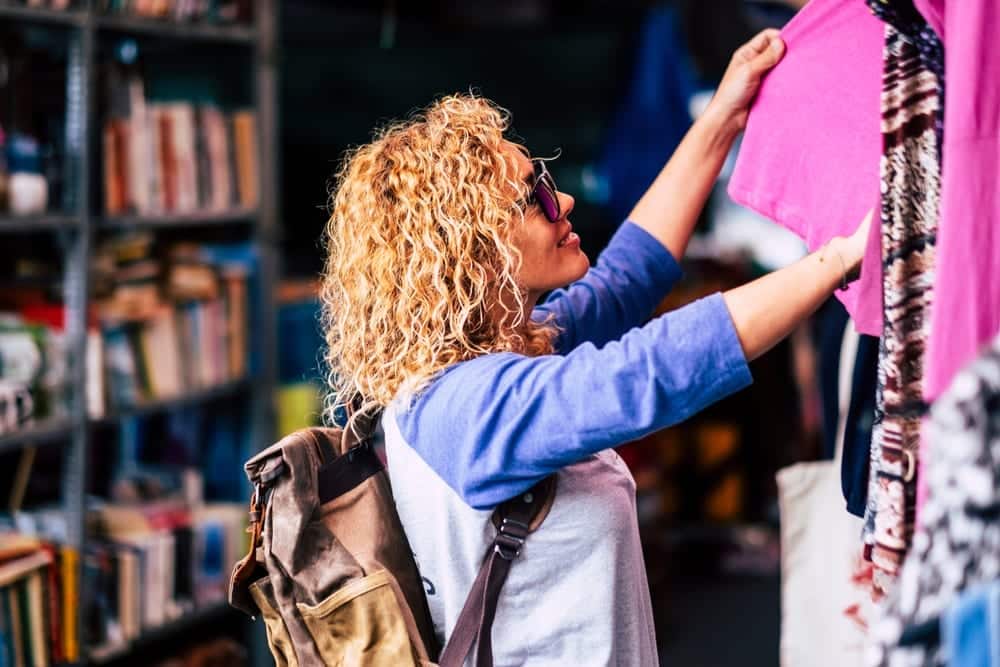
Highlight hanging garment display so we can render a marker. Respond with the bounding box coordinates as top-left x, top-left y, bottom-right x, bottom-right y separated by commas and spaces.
727, 0, 884, 335
868, 333, 1000, 667
860, 0, 943, 600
